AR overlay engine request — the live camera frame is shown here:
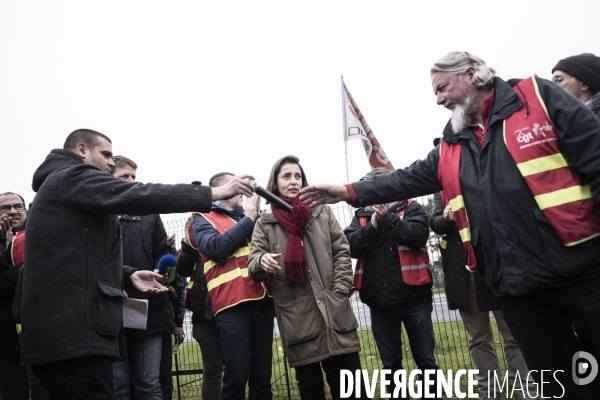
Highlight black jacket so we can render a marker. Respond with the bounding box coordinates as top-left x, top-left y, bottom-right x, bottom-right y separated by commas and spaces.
21, 149, 213, 366
349, 76, 600, 297
343, 200, 431, 307
0, 236, 23, 363
430, 192, 501, 311
176, 238, 212, 323
120, 214, 174, 338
